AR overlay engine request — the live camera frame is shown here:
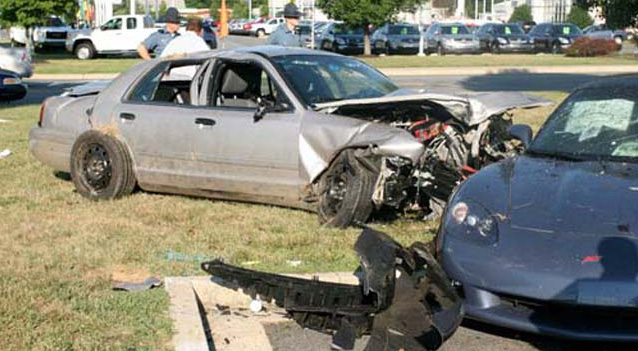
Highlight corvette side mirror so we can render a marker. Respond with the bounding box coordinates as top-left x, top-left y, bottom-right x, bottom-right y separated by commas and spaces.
509, 124, 533, 149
